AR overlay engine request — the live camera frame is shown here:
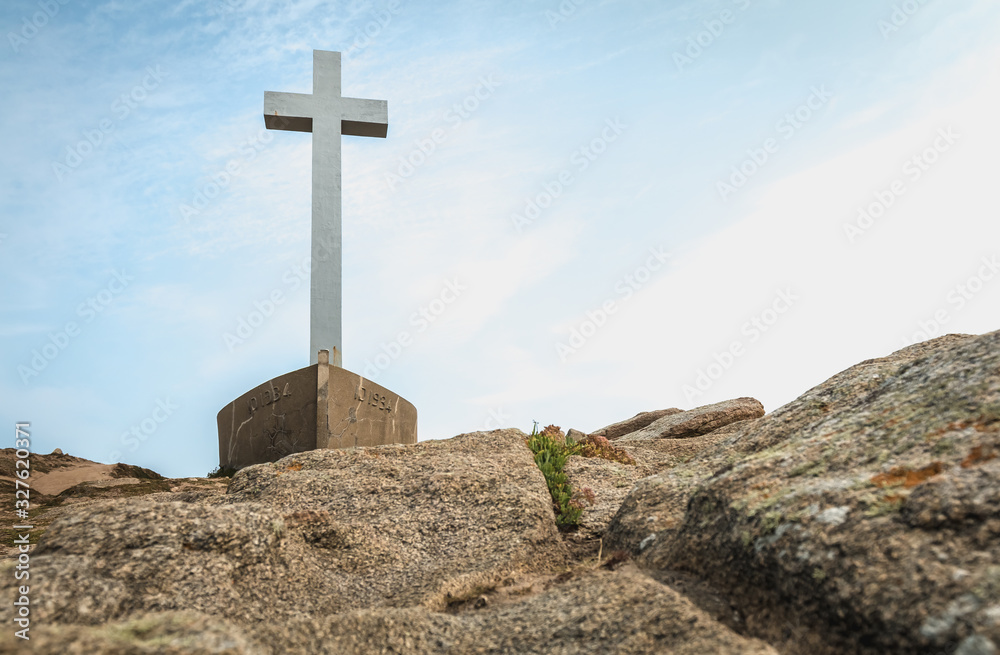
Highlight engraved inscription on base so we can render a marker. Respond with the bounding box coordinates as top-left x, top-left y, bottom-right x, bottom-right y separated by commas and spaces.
218, 362, 417, 469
